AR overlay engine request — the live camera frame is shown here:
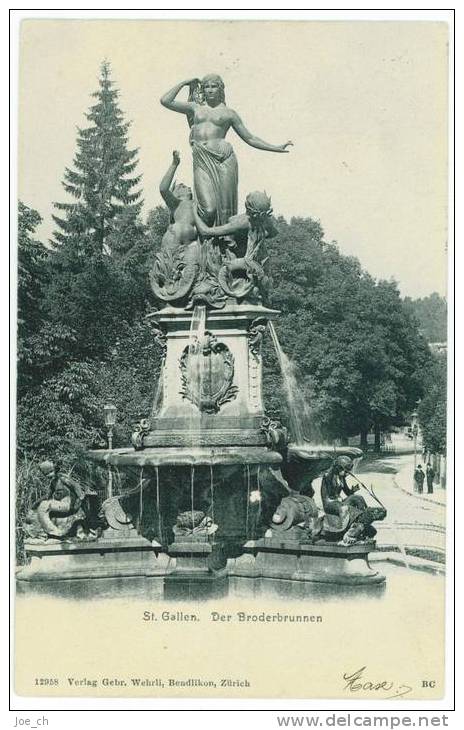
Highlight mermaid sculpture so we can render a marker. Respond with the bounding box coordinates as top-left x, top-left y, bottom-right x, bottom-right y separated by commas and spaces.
149, 150, 201, 305
150, 151, 229, 308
